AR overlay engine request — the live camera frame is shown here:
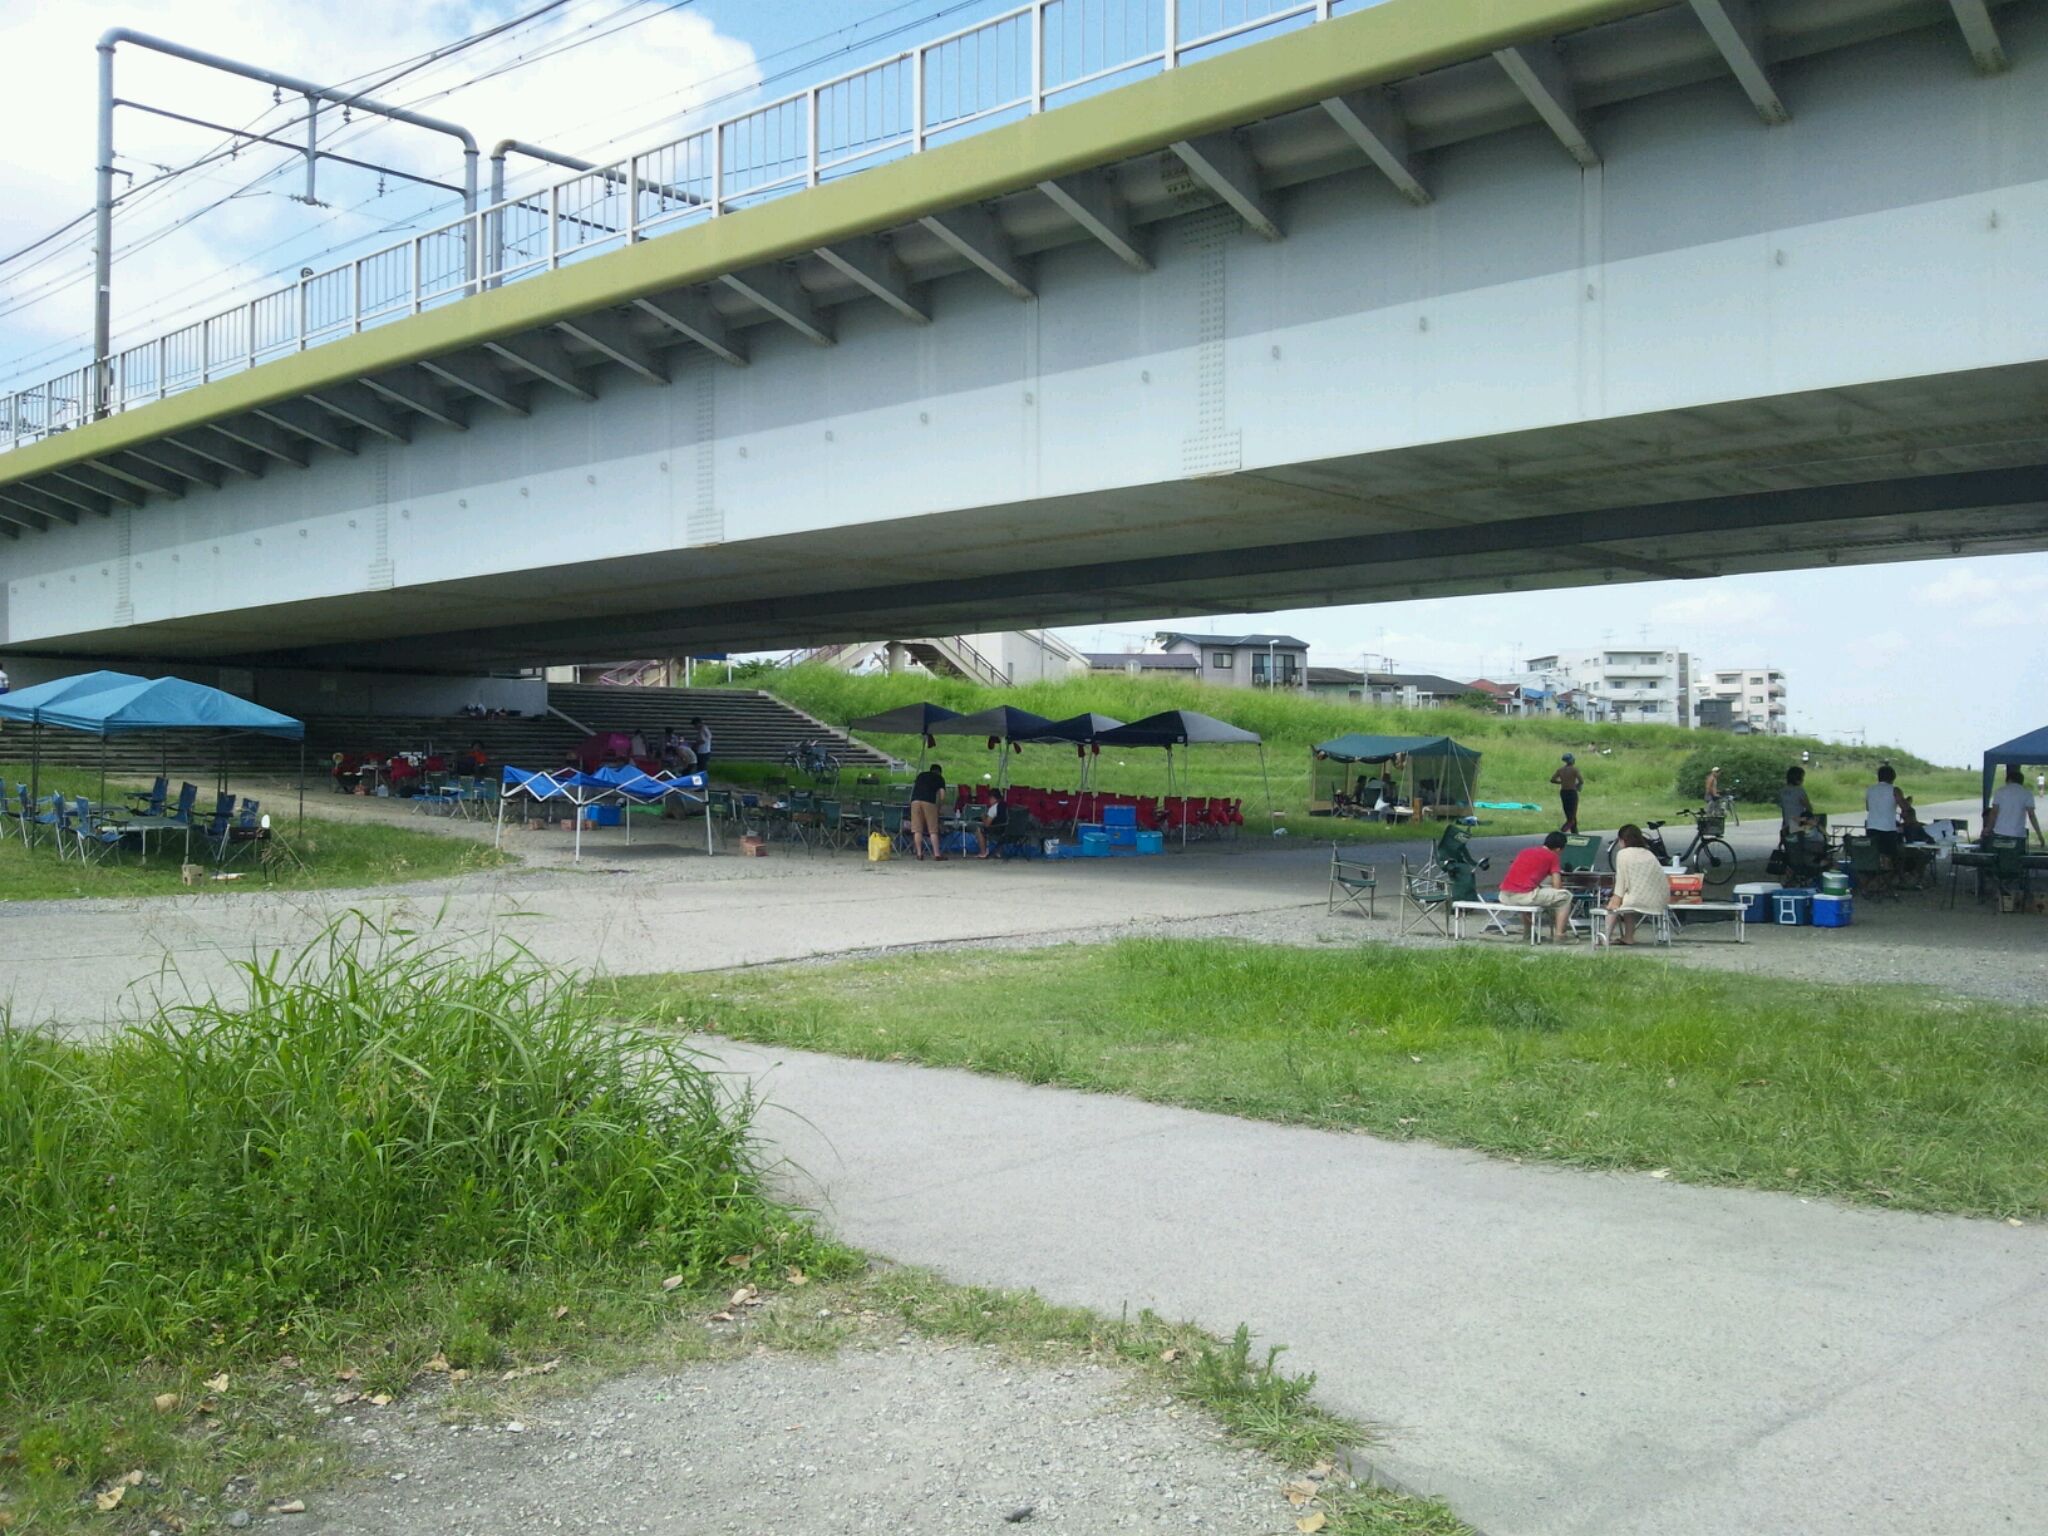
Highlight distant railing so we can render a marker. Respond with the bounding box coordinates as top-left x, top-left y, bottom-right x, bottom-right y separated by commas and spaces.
1, 0, 1369, 454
